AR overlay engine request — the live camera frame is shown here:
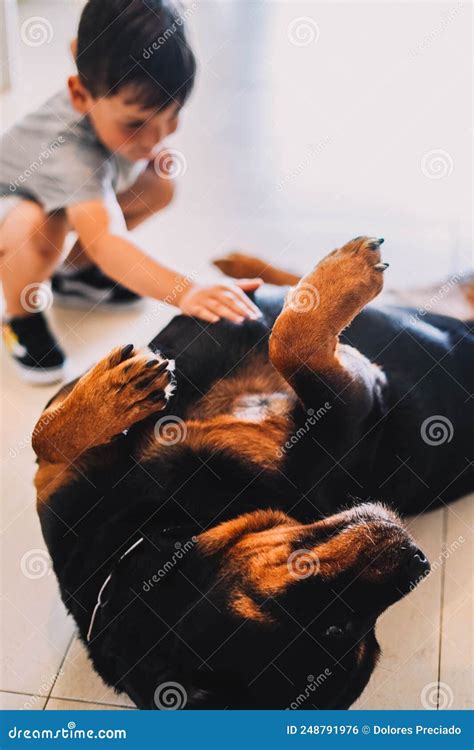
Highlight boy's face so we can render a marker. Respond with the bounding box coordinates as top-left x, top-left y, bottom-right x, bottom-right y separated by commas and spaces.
68, 76, 180, 161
